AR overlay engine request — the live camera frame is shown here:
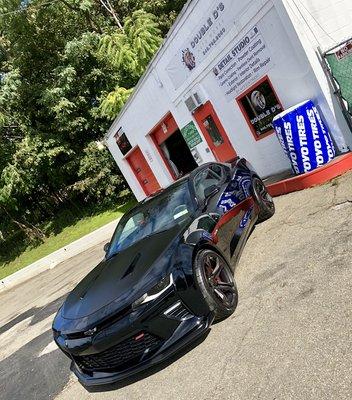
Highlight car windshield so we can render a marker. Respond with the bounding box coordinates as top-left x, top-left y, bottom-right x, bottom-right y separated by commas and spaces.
107, 181, 193, 257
